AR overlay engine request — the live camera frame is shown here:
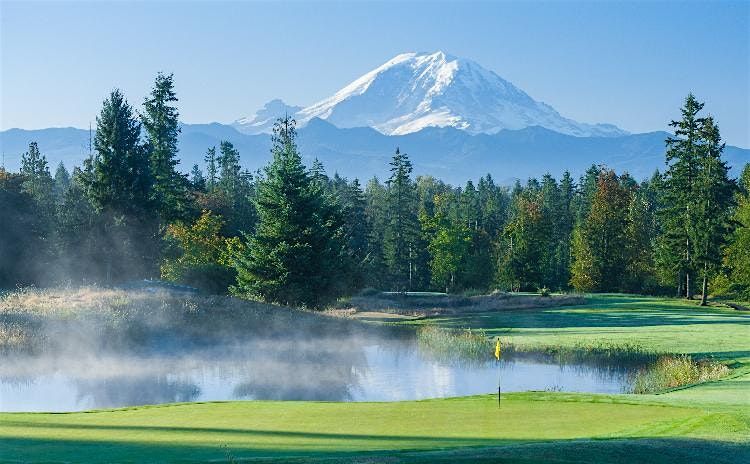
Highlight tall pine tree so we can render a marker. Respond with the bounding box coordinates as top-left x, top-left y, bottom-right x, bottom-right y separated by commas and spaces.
85, 89, 157, 281
142, 73, 190, 223
693, 116, 736, 305
232, 117, 348, 308
383, 148, 421, 291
